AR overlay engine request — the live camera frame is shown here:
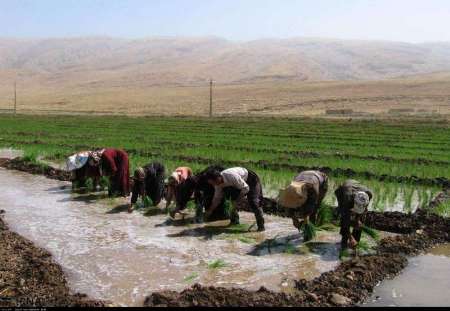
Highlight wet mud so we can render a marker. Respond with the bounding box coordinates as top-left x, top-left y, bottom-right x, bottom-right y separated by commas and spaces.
0, 214, 105, 307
